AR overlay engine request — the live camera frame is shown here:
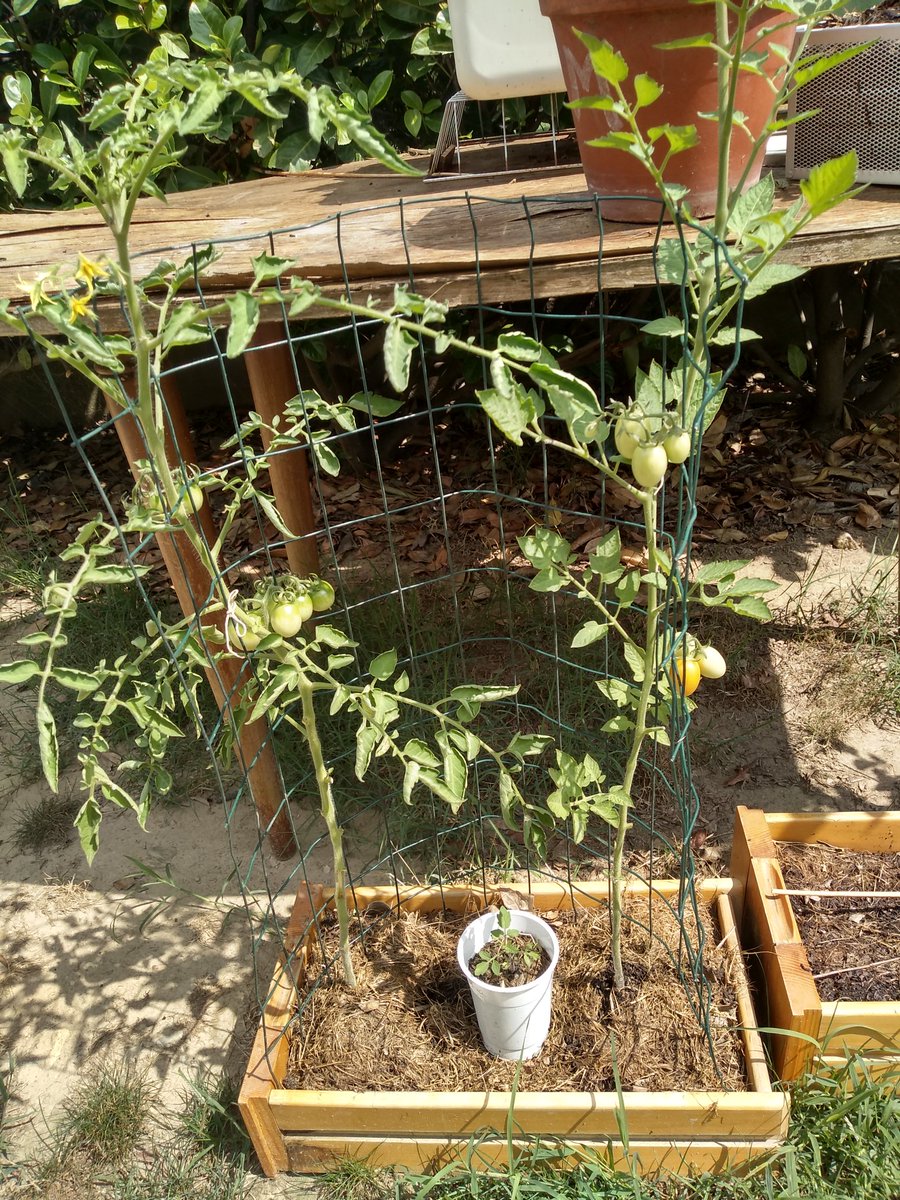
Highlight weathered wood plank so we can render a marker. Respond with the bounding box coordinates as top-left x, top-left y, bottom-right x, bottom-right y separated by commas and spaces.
817, 1055, 900, 1087
718, 892, 775, 1100
237, 883, 319, 1178
764, 811, 900, 853
728, 809, 900, 1085
269, 1088, 787, 1139
325, 876, 731, 916
3, 157, 900, 333
760, 943, 822, 1083
284, 1134, 786, 1174
818, 1002, 900, 1050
